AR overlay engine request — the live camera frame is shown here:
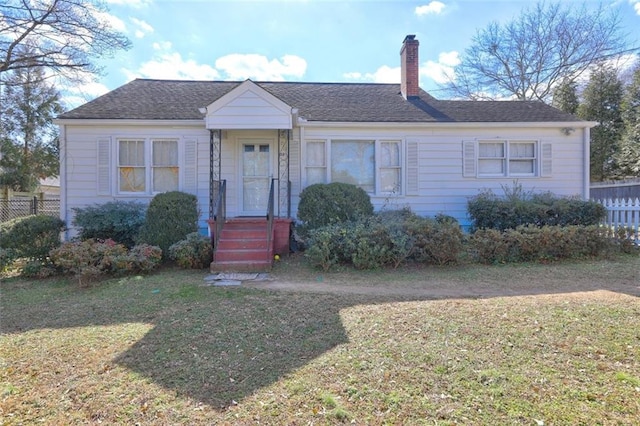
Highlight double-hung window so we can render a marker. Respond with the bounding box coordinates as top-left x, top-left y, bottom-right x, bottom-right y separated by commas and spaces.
477, 140, 538, 177
118, 138, 179, 193
305, 139, 403, 195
